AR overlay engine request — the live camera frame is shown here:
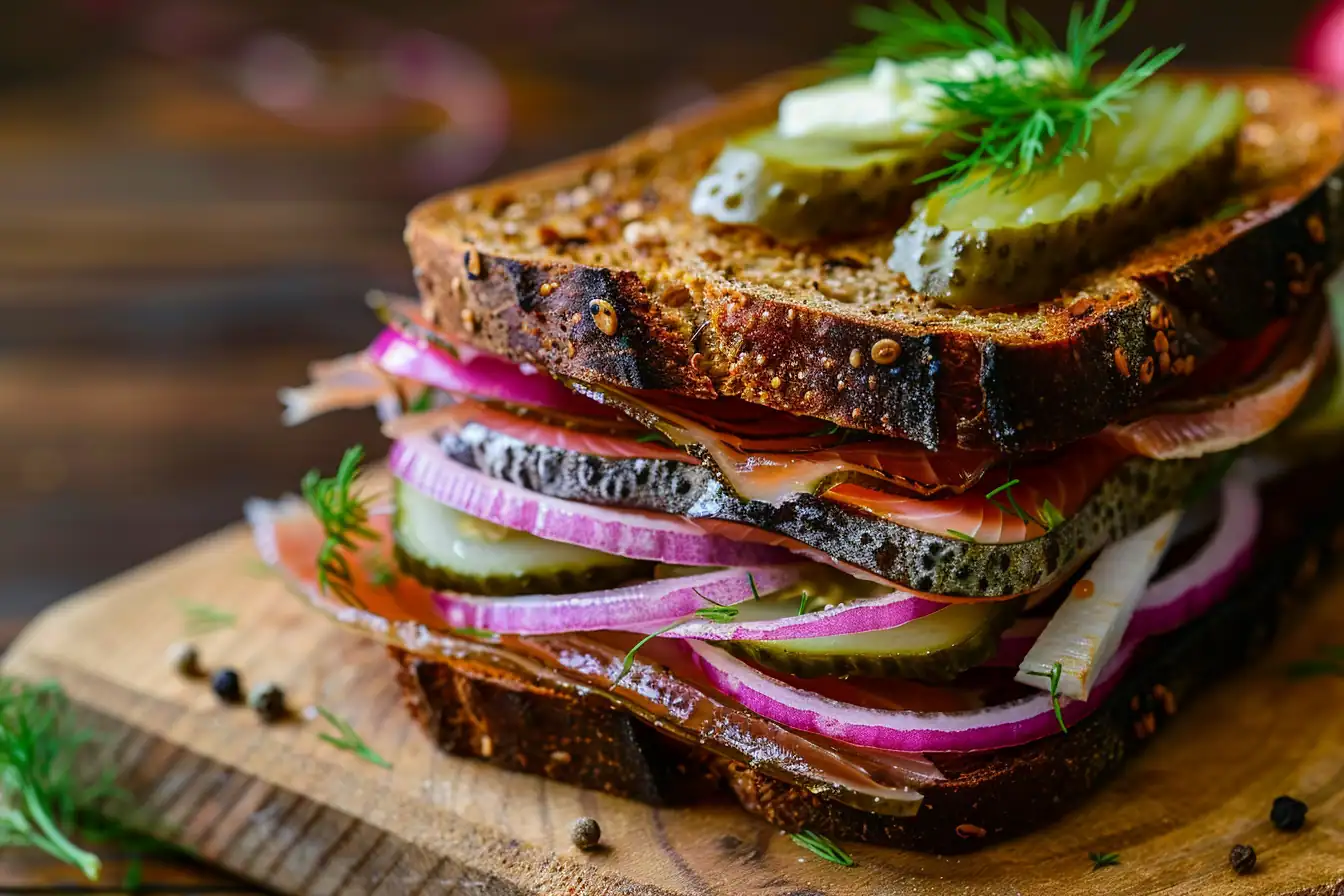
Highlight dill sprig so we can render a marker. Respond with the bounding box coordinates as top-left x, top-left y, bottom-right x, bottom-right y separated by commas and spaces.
1089, 850, 1121, 870
844, 0, 1182, 191
985, 477, 1065, 532
314, 707, 392, 769
178, 602, 236, 637
1287, 645, 1344, 679
612, 594, 743, 687
301, 446, 379, 609
789, 829, 856, 866
1024, 661, 1068, 733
